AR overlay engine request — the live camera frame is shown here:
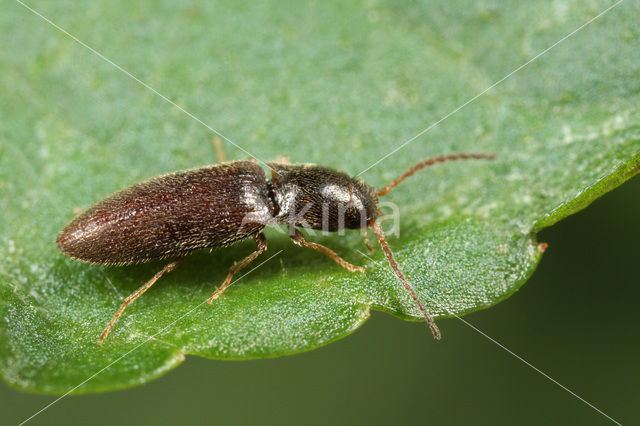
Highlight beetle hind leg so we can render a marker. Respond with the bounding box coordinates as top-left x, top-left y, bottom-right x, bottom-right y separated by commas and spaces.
207, 232, 268, 304
98, 257, 183, 344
